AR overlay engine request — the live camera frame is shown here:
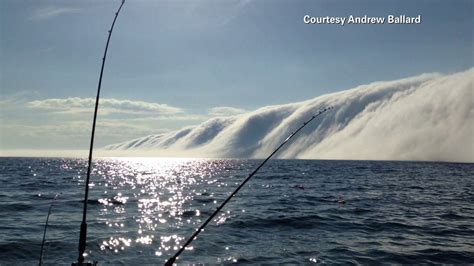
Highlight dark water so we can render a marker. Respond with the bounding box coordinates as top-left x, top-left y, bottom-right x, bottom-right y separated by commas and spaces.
0, 157, 473, 265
